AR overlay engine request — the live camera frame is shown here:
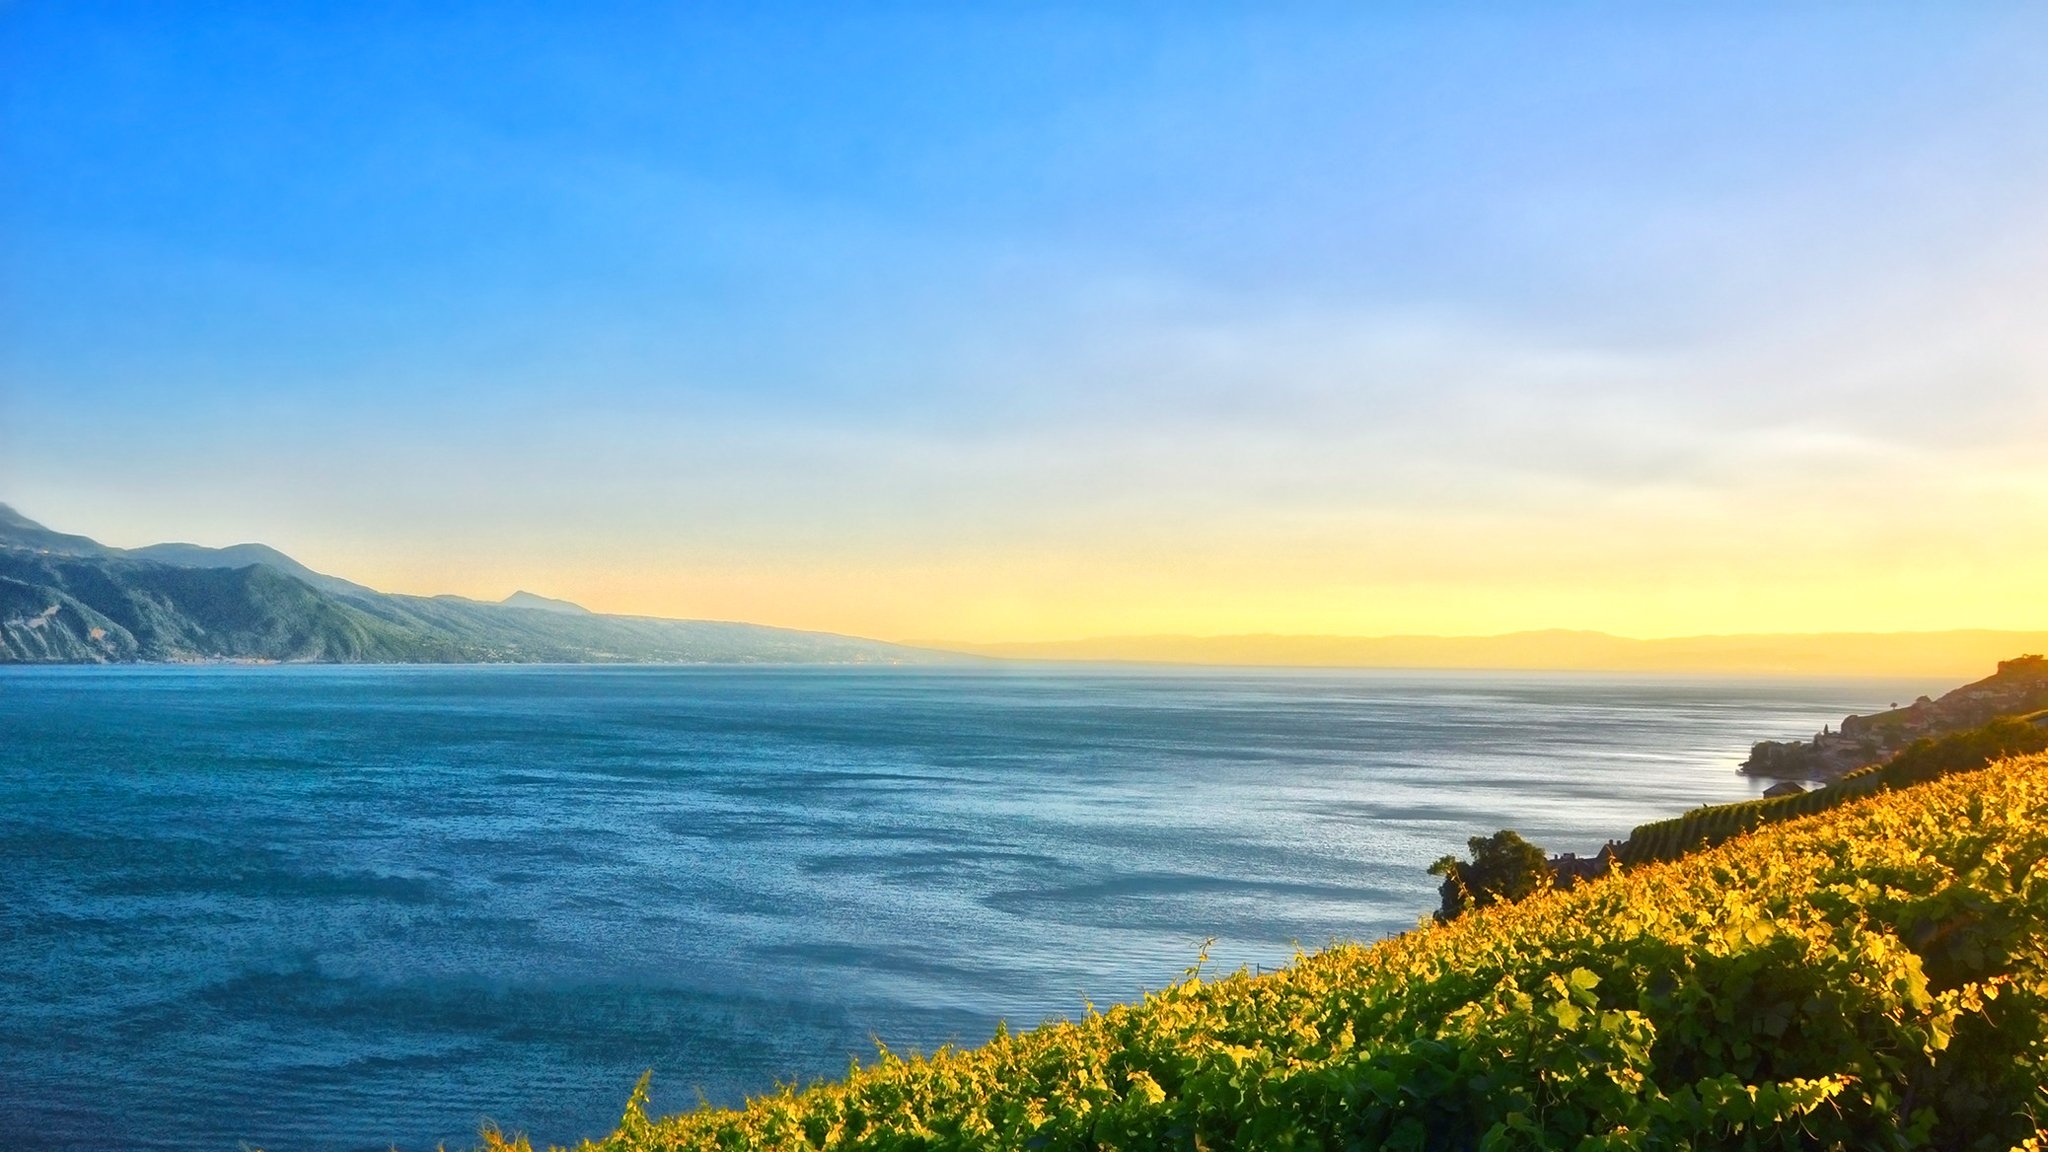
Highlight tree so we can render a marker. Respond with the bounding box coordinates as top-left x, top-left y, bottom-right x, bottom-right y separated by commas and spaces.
1428, 829, 1554, 922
